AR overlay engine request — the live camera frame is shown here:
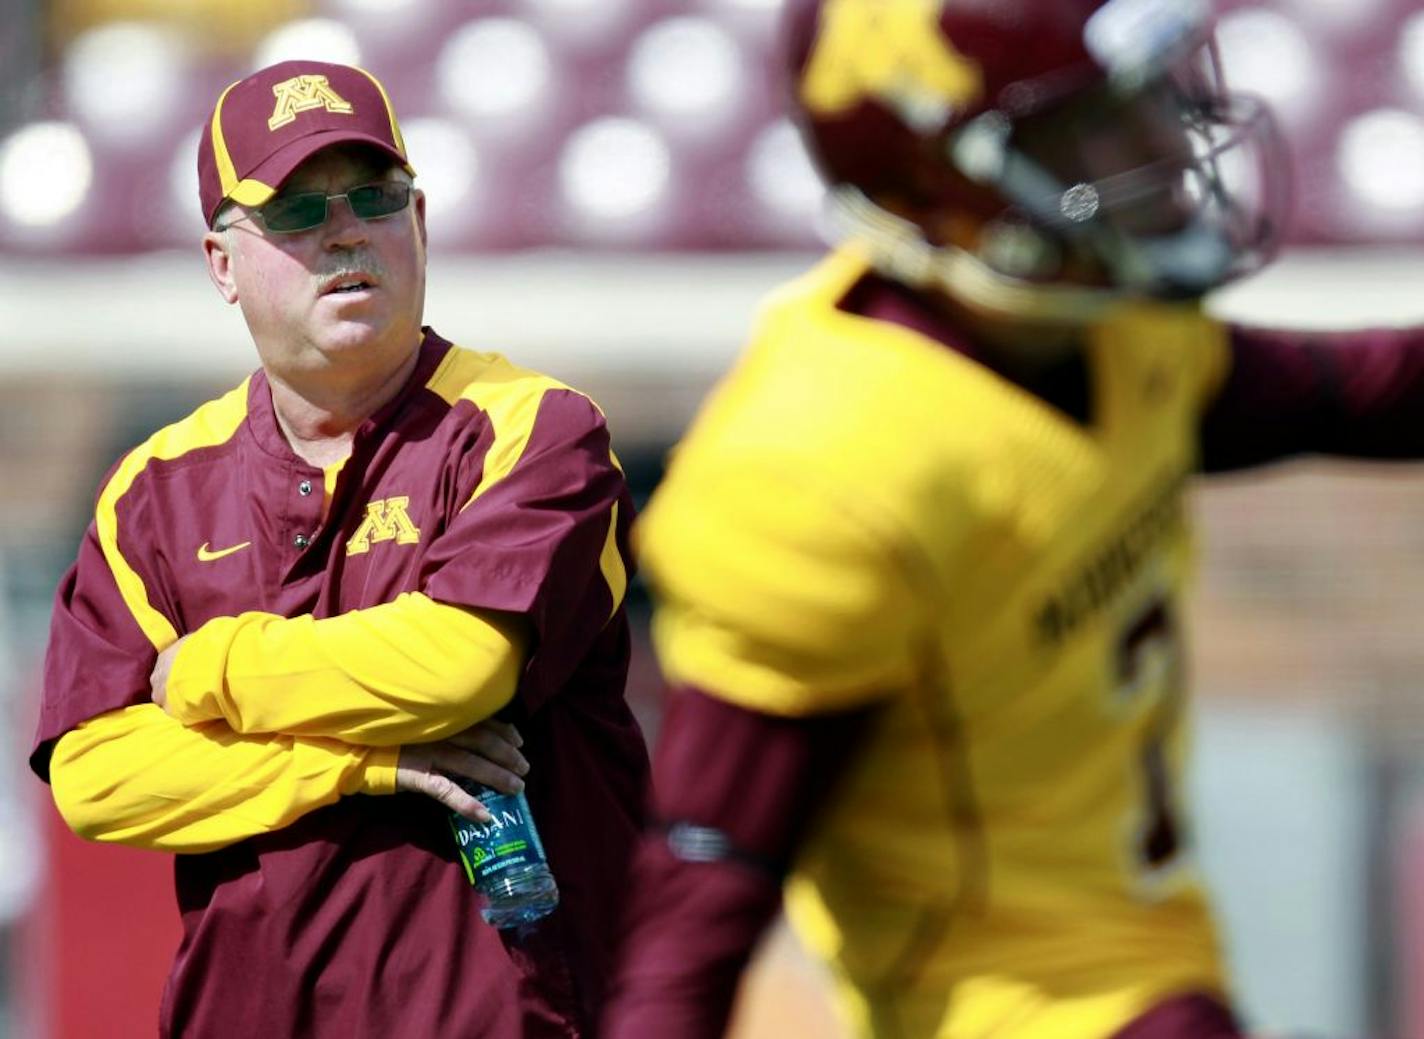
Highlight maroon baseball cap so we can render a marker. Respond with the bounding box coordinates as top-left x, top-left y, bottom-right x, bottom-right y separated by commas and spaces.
197, 60, 416, 227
